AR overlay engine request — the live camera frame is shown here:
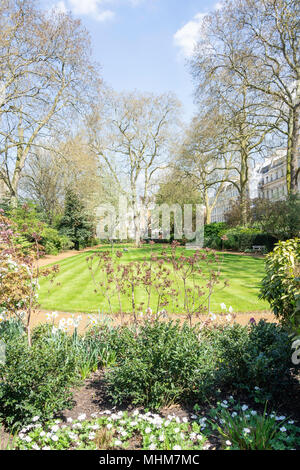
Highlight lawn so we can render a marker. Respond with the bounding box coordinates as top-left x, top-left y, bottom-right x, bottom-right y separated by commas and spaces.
38, 244, 269, 314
